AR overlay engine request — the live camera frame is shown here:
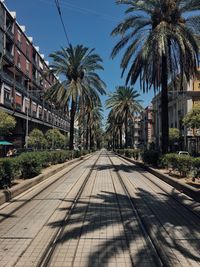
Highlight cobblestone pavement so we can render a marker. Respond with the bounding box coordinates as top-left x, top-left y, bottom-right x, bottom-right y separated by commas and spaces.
0, 151, 200, 267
